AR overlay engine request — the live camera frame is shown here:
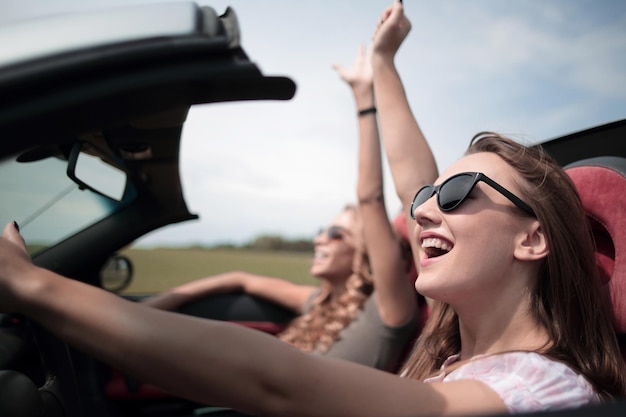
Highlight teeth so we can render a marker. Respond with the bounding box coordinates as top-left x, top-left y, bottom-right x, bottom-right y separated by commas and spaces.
421, 238, 451, 252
